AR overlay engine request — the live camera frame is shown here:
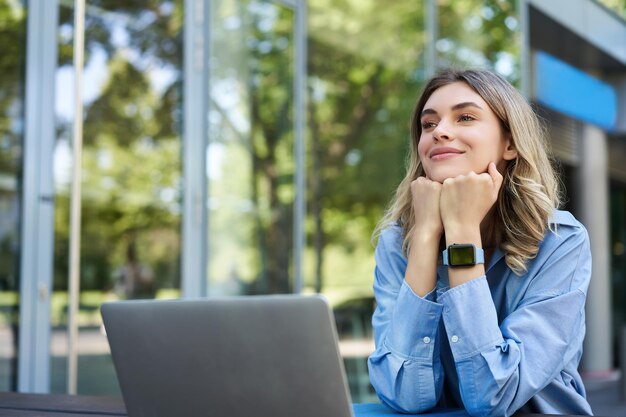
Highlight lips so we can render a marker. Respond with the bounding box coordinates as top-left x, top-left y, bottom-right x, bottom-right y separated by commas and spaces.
429, 147, 464, 160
